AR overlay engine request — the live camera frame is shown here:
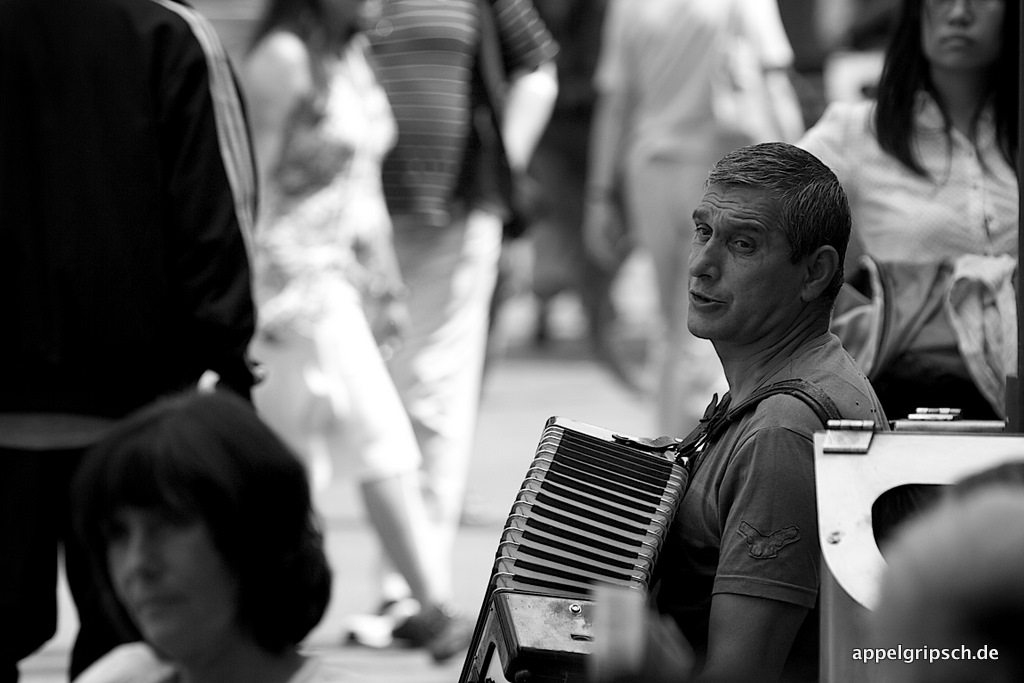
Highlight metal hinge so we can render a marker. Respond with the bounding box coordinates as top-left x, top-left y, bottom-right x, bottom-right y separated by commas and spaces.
822, 419, 876, 454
